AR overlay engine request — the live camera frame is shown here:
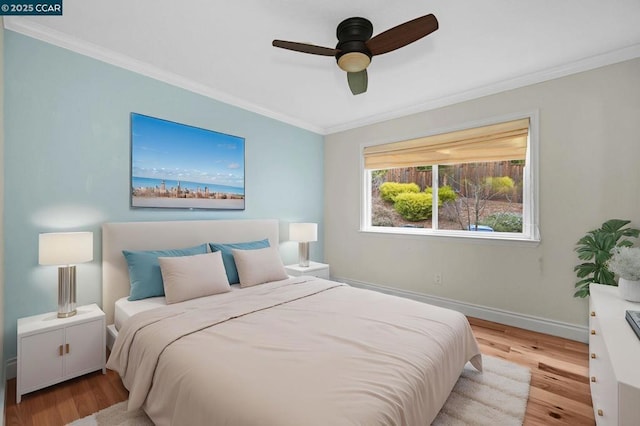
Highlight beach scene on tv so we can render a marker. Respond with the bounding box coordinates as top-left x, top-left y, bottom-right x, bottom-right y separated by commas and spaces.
131, 113, 245, 210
